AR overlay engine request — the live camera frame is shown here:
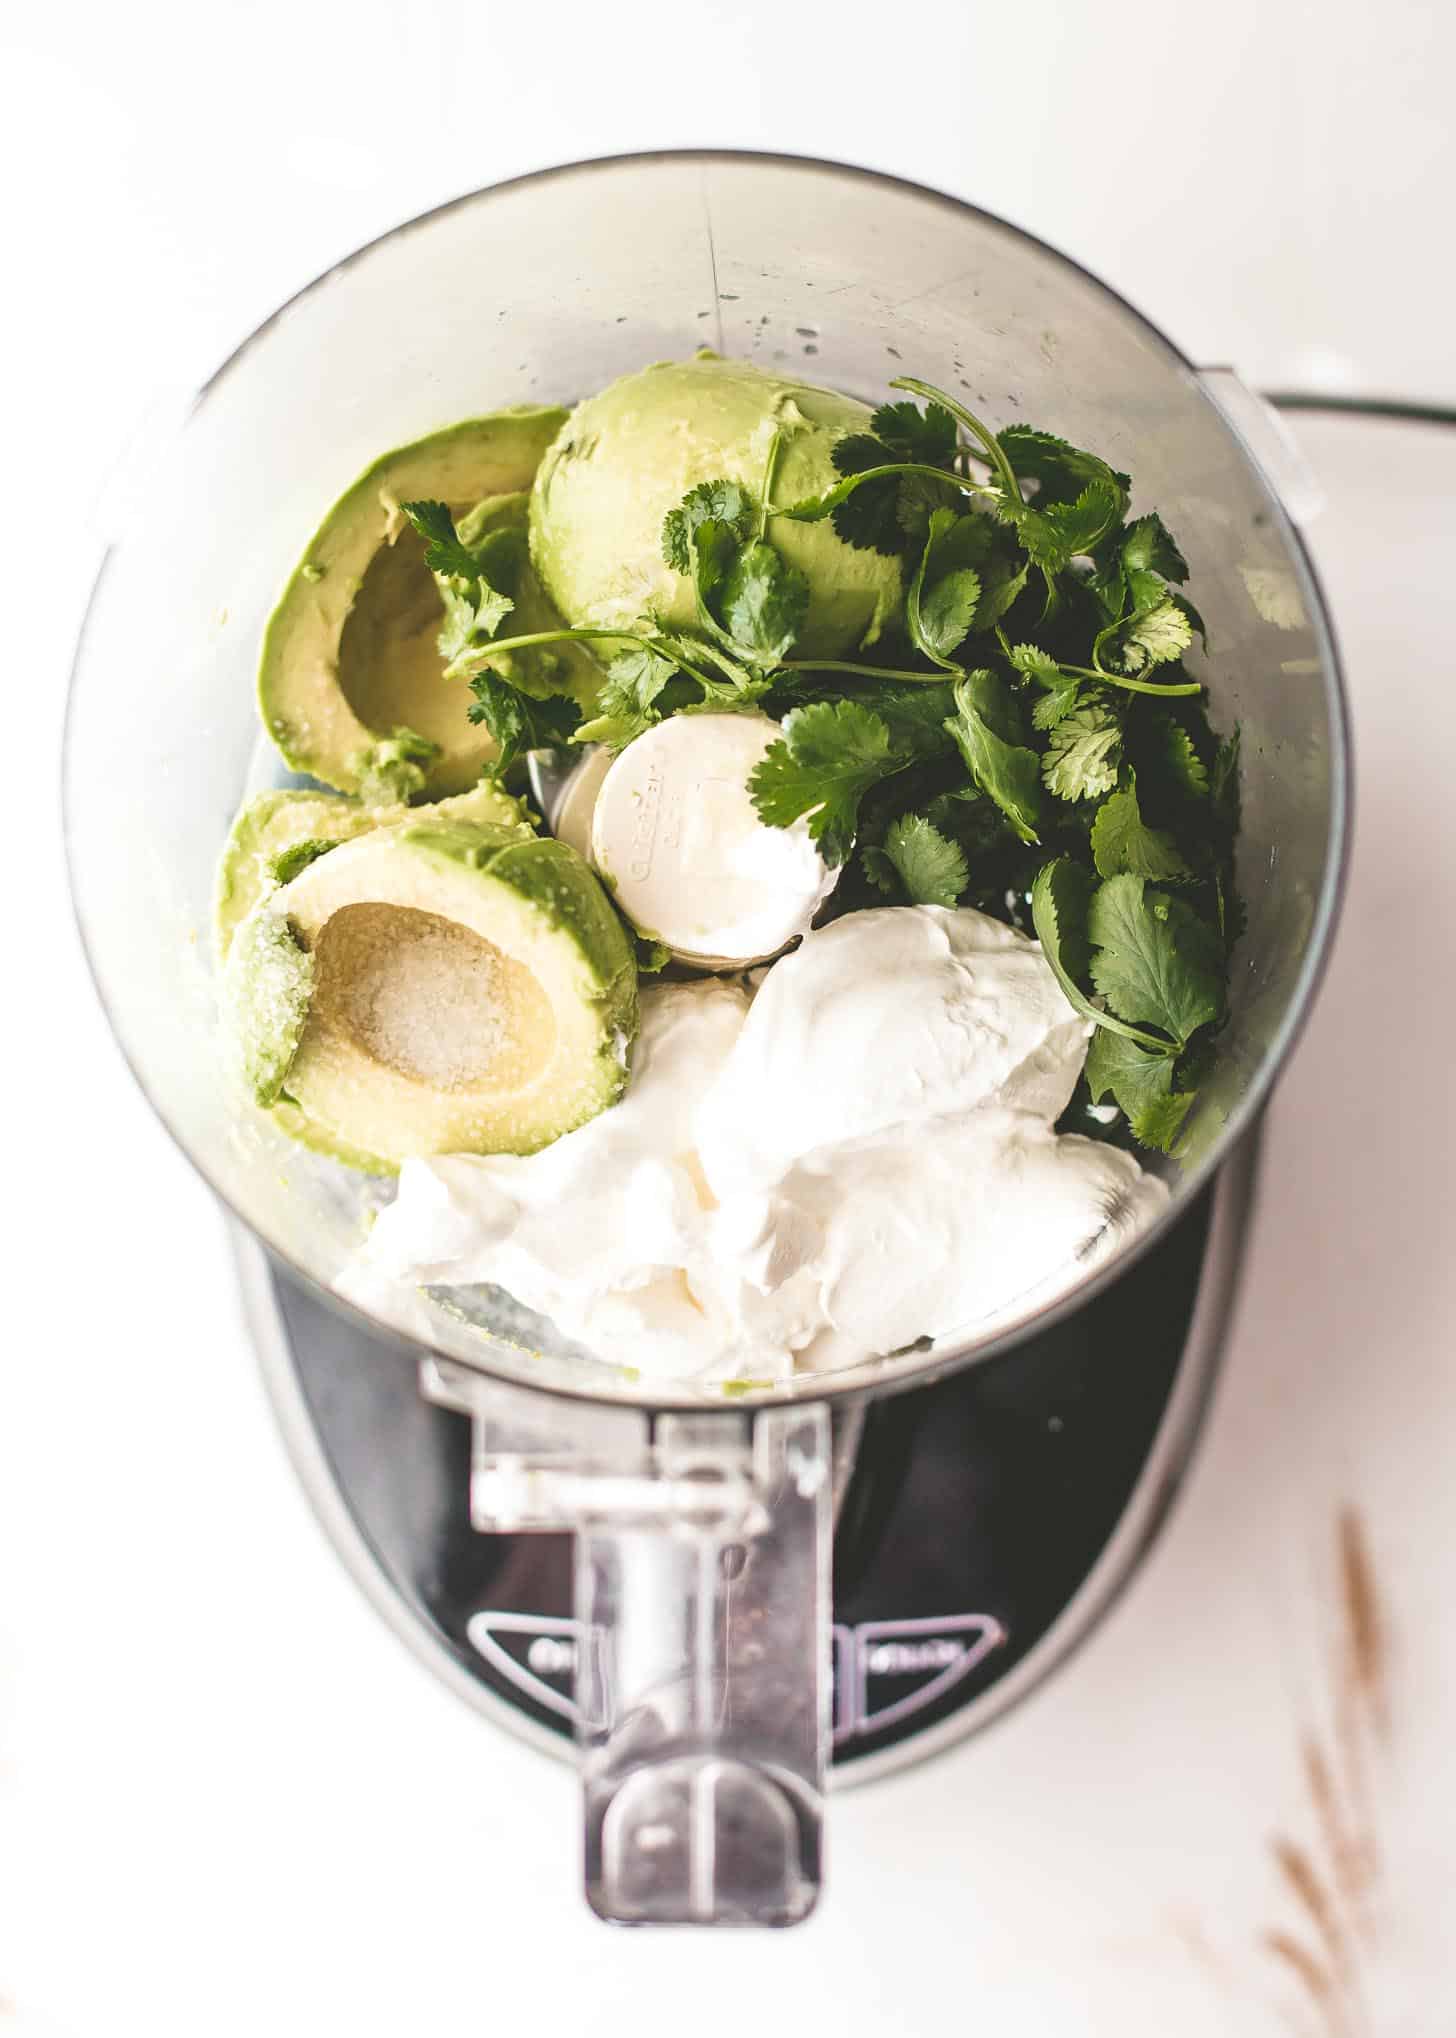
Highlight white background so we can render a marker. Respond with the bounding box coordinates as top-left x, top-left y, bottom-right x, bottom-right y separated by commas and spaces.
4, 3, 1455, 2032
